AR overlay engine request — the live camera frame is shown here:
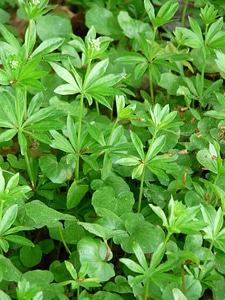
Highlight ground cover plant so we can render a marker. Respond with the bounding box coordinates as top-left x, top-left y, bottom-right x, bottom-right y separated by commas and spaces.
1, 0, 225, 299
